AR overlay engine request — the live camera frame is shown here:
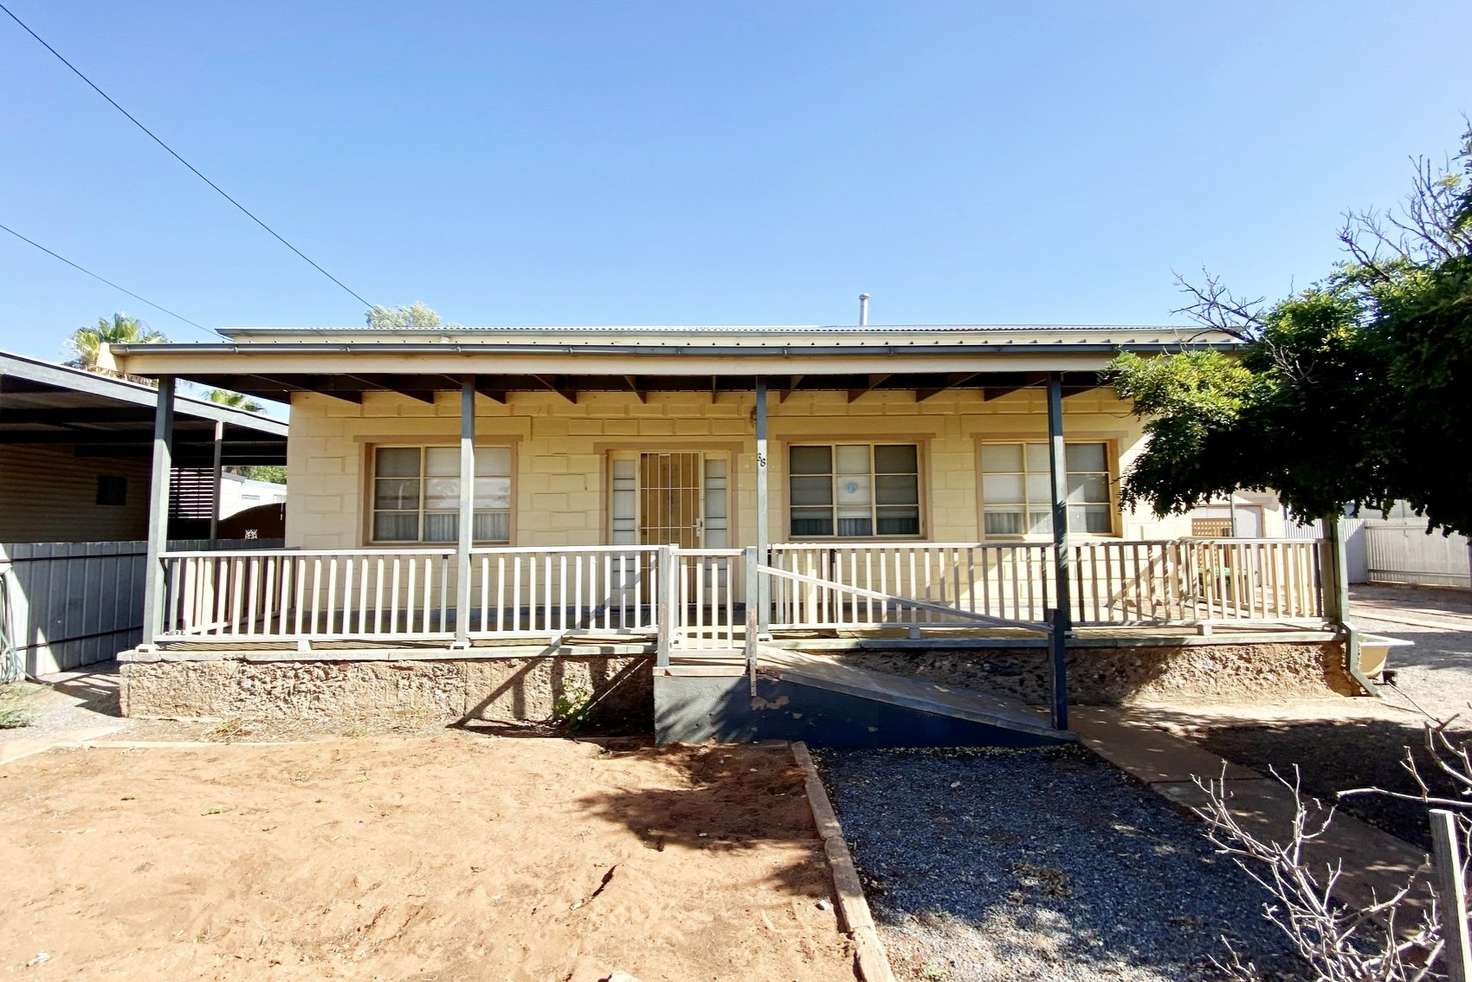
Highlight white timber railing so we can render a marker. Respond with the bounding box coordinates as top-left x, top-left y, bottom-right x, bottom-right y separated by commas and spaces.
676, 548, 742, 650
468, 545, 661, 637
153, 537, 1326, 649
769, 538, 1325, 630
768, 542, 1056, 630
160, 548, 456, 641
